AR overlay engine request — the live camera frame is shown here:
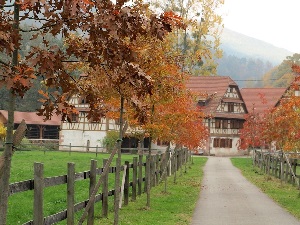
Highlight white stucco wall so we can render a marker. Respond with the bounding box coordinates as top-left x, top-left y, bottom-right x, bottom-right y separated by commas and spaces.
60, 130, 107, 152
207, 136, 247, 156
